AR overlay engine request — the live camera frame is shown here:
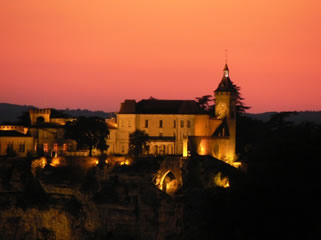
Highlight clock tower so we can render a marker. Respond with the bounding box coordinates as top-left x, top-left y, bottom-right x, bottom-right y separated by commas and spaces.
214, 64, 237, 160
